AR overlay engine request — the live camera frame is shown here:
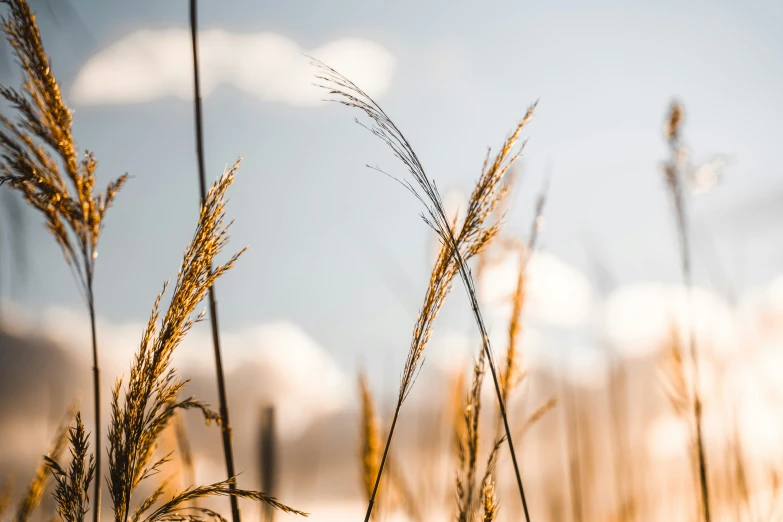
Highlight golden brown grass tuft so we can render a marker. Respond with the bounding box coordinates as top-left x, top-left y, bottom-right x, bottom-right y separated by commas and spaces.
0, 2, 127, 518
455, 352, 507, 522
479, 438, 503, 522
455, 352, 489, 522
44, 413, 96, 522
95, 163, 305, 522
